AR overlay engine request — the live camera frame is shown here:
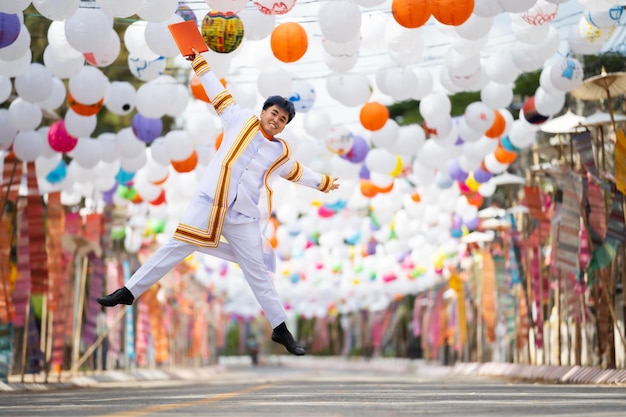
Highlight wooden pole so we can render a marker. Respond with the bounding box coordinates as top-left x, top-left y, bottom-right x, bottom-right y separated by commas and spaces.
71, 256, 89, 372
19, 301, 30, 383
